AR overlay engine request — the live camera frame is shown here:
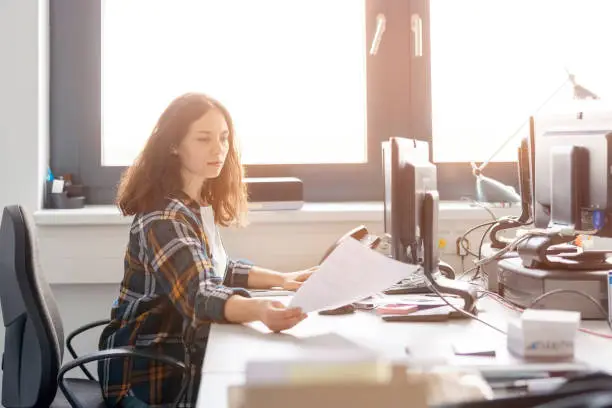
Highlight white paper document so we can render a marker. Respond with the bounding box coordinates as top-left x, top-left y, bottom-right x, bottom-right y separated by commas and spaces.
289, 238, 421, 313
